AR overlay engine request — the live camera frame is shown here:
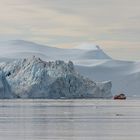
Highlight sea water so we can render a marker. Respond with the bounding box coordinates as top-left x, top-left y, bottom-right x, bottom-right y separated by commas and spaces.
0, 99, 139, 140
